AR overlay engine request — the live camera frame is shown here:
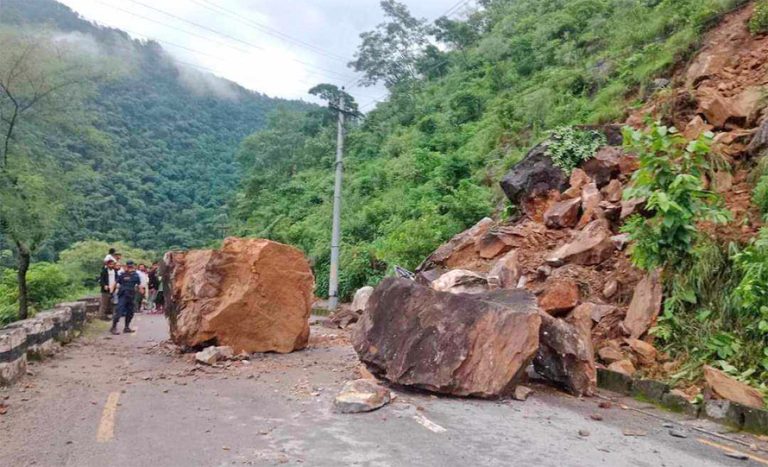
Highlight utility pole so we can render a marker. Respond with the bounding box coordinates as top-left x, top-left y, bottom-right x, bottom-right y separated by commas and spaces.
328, 103, 345, 311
